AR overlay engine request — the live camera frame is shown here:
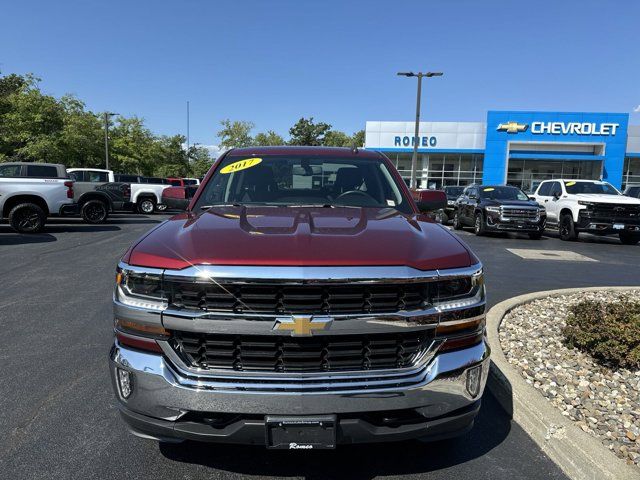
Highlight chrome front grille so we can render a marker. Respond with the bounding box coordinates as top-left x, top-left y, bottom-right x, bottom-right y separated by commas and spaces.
171, 331, 432, 373
500, 207, 539, 221
166, 281, 431, 314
